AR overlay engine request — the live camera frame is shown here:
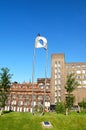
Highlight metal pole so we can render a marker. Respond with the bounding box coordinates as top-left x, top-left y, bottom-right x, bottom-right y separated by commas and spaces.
32, 46, 36, 115
43, 48, 48, 114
